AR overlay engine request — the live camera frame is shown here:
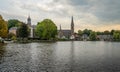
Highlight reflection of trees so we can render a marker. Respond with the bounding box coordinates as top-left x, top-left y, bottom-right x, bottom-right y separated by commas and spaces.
0, 44, 6, 60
